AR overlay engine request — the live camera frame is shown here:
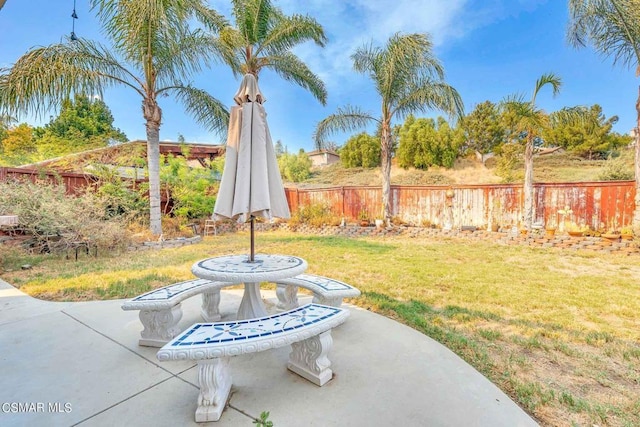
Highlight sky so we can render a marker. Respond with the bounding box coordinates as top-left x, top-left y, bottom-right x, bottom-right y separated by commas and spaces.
0, 0, 638, 152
